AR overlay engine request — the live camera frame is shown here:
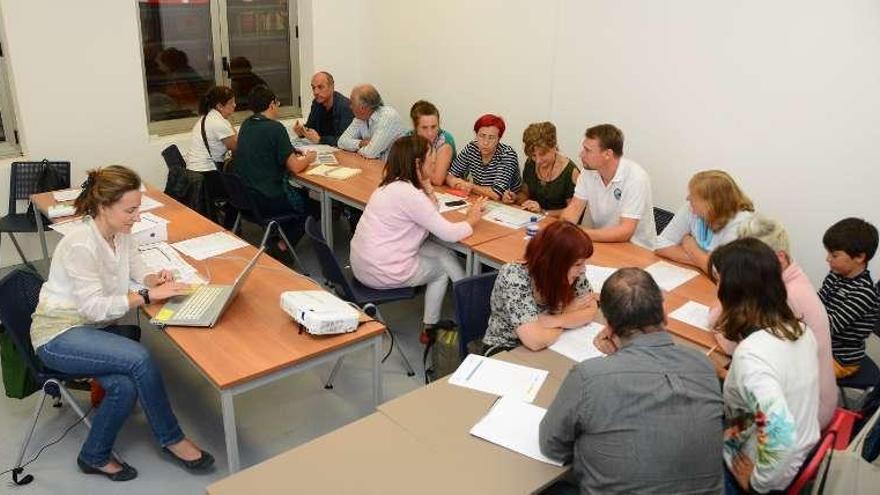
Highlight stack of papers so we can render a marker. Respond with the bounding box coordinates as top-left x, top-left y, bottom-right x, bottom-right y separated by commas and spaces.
294, 142, 339, 154
305, 164, 361, 179
139, 195, 163, 212
52, 188, 82, 201
644, 261, 699, 291
470, 396, 564, 466
479, 202, 543, 229
171, 232, 248, 260
435, 192, 469, 213
549, 322, 607, 362
584, 265, 617, 294
47, 204, 76, 219
138, 242, 205, 285
448, 354, 548, 403
48, 212, 169, 237
669, 301, 712, 331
